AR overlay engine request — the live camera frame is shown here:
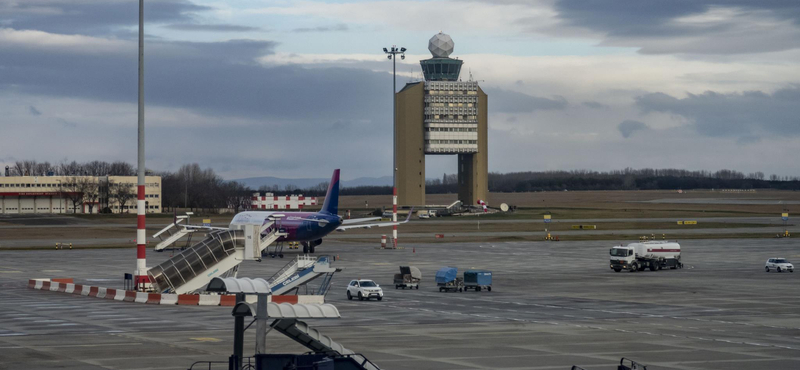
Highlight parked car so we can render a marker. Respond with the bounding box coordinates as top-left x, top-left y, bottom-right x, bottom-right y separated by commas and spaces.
765, 258, 794, 273
346, 279, 384, 301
